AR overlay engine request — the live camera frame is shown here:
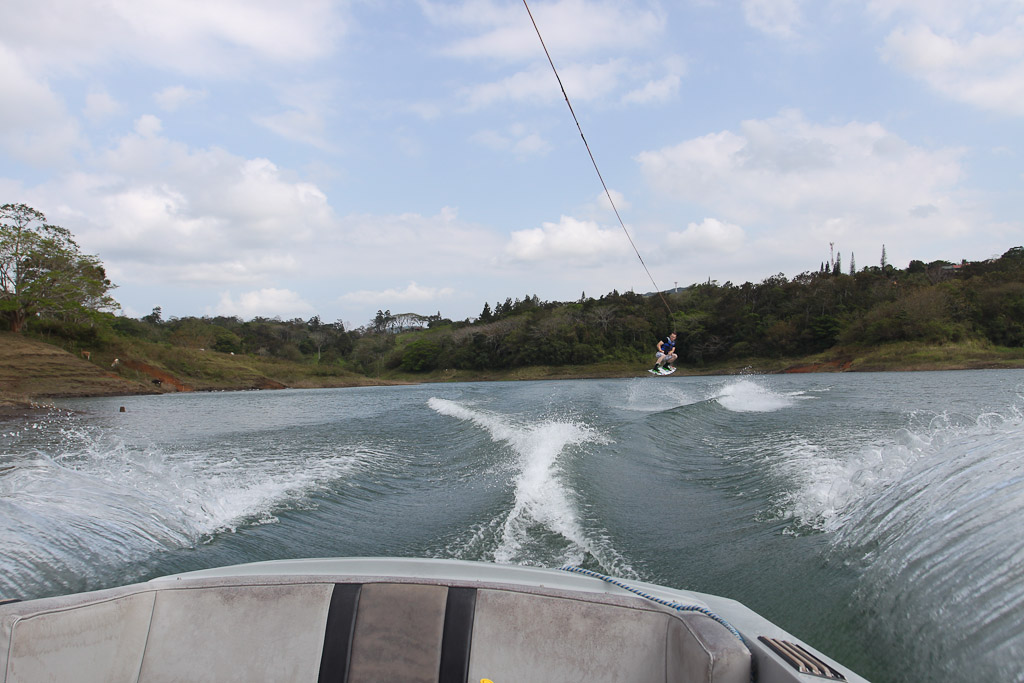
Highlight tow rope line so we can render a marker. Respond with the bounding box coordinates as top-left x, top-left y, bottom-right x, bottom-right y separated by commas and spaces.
558, 565, 747, 646
523, 0, 673, 318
